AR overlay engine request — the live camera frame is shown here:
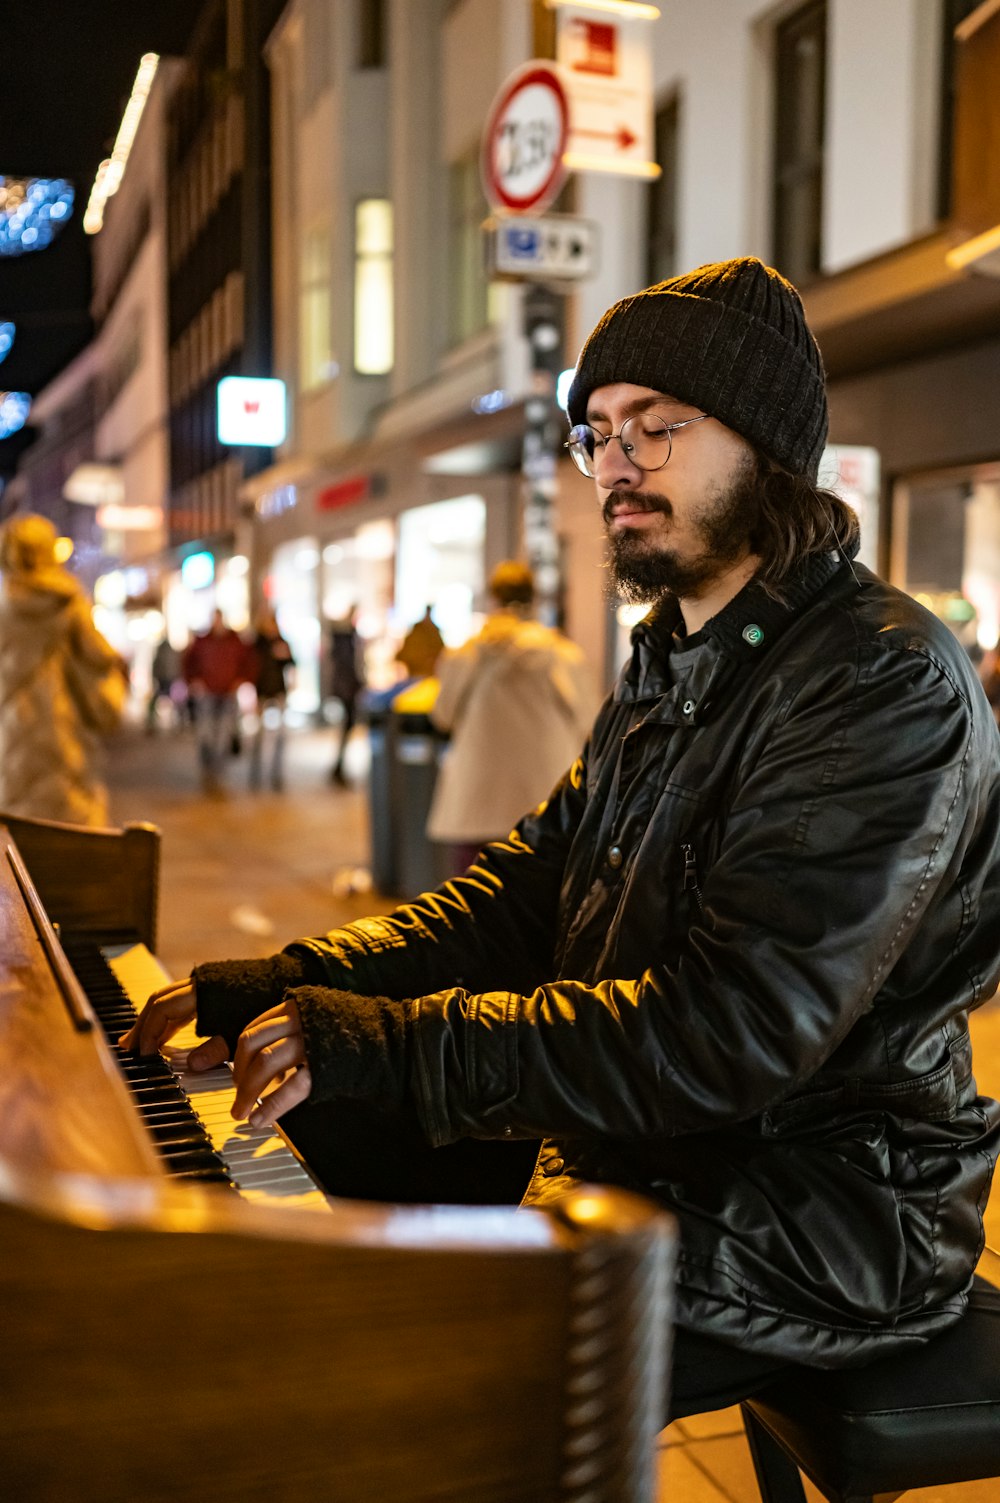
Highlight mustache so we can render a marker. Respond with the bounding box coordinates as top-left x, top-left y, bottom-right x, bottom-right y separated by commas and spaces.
601, 489, 673, 526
